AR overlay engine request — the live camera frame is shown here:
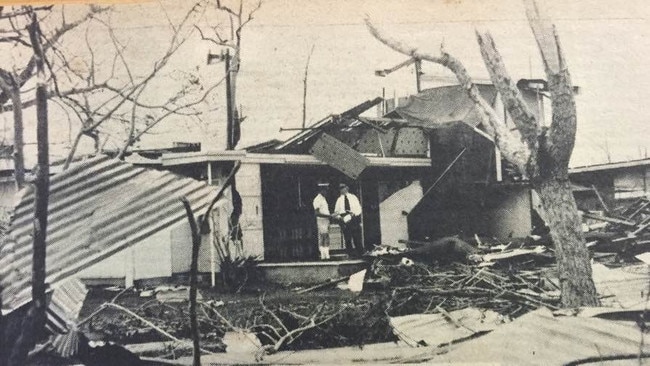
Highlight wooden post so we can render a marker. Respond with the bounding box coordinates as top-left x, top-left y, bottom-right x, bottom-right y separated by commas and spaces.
125, 246, 135, 288
414, 59, 422, 93
224, 49, 234, 150
207, 163, 216, 288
